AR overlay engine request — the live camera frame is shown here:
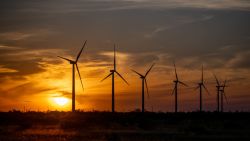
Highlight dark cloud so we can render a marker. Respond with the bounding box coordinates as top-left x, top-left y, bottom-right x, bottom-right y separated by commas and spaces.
56, 91, 72, 98
85, 69, 106, 78
226, 51, 250, 68
129, 54, 159, 68
0, 82, 54, 99
0, 0, 249, 79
